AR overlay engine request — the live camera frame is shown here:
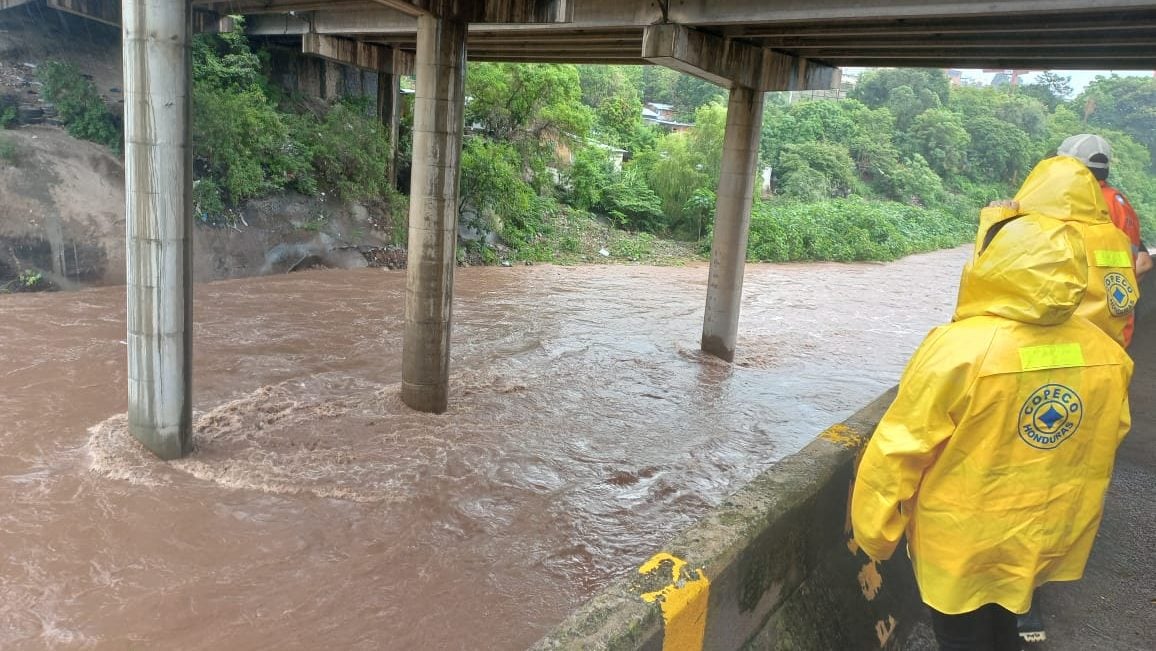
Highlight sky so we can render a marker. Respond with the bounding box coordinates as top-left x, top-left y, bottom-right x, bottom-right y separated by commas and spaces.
979, 69, 1153, 95
844, 68, 1154, 97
